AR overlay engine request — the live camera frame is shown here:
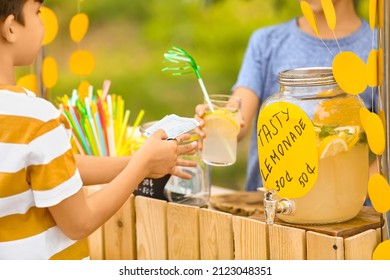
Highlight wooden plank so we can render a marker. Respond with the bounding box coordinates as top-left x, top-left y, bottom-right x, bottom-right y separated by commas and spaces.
306, 231, 344, 260
87, 227, 104, 260
382, 215, 389, 241
104, 195, 136, 260
199, 208, 233, 260
376, 228, 382, 244
268, 224, 306, 260
233, 216, 267, 260
84, 185, 105, 260
344, 229, 377, 260
135, 196, 168, 260
167, 203, 200, 260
